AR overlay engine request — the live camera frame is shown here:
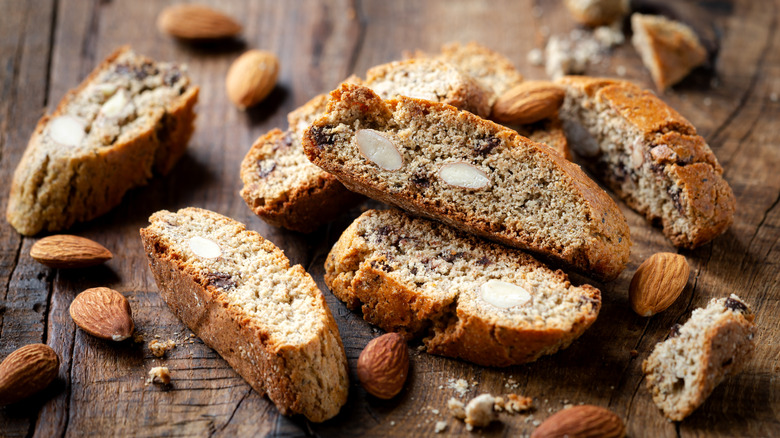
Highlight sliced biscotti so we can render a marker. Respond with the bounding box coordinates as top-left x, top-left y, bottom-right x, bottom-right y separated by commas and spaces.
140, 208, 348, 422
7, 46, 198, 235
326, 209, 601, 367
642, 295, 756, 421
513, 115, 572, 160
557, 76, 735, 248
303, 83, 630, 280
